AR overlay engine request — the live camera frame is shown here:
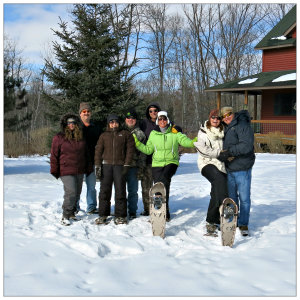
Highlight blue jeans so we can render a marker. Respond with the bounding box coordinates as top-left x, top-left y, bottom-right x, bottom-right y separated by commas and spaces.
227, 168, 252, 227
126, 167, 138, 215
82, 167, 97, 212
